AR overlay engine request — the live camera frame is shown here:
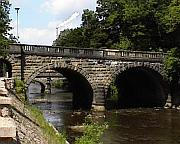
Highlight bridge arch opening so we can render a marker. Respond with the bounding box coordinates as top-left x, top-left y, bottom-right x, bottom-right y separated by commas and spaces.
0, 59, 12, 78
107, 67, 168, 109
27, 66, 93, 110
54, 67, 93, 110
28, 81, 46, 94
